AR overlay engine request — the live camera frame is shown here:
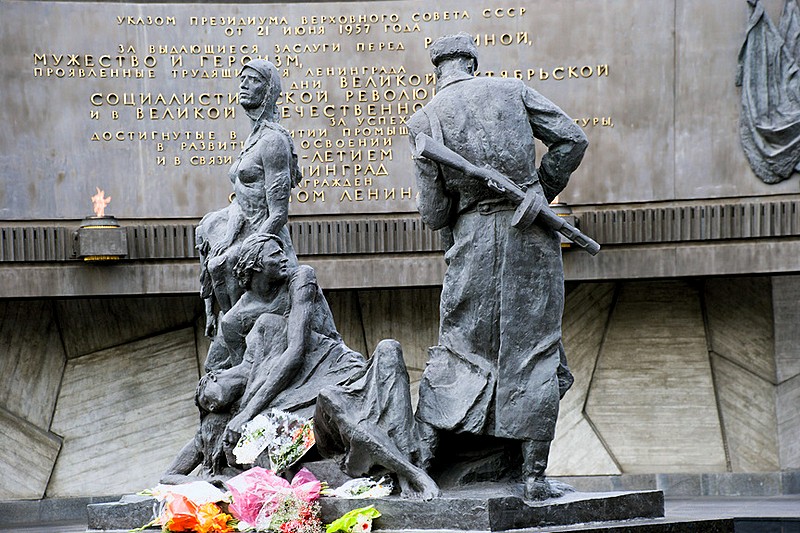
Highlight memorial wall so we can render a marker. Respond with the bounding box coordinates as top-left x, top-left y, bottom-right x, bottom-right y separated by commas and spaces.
2, 0, 800, 507
2, 0, 797, 221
